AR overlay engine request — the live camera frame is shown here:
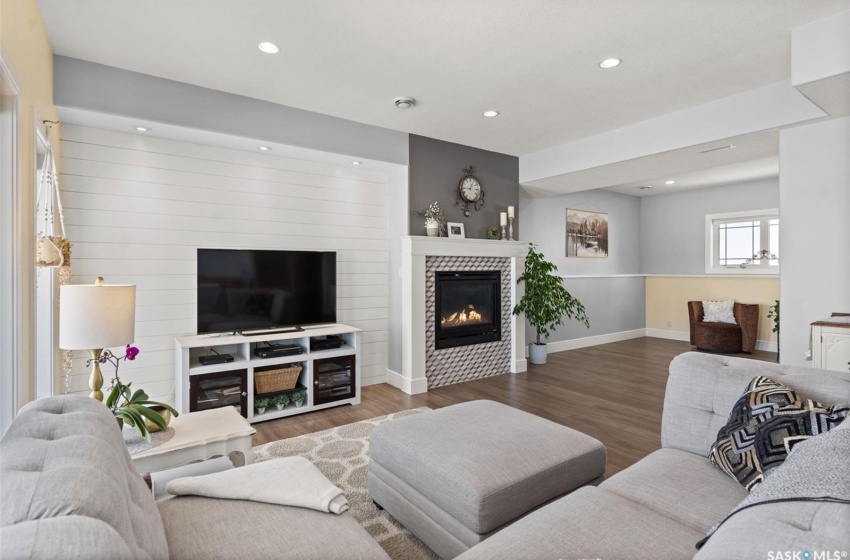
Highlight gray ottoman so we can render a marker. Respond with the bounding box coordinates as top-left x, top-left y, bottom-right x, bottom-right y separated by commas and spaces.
368, 400, 606, 559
